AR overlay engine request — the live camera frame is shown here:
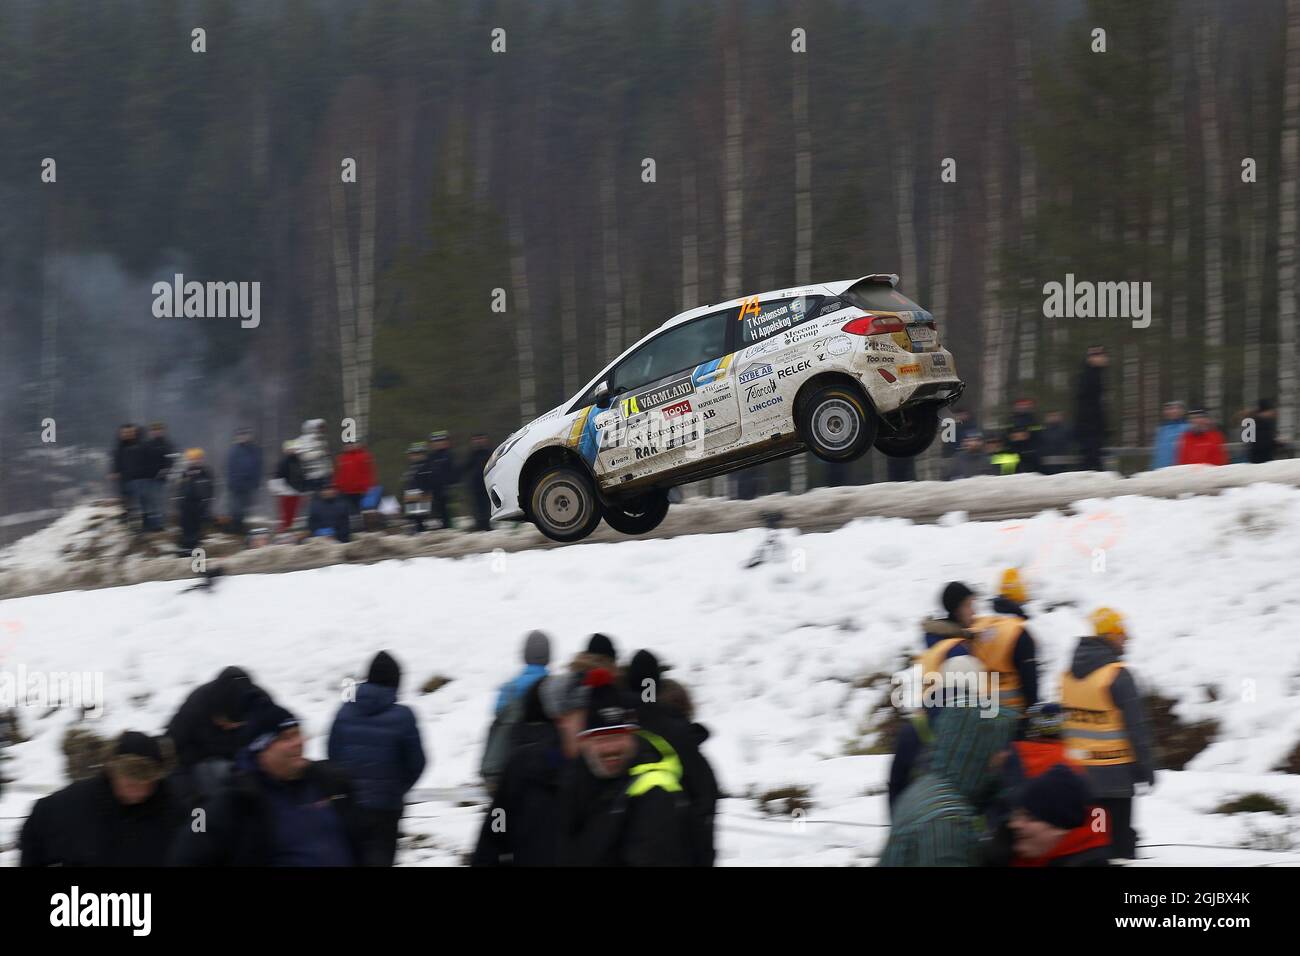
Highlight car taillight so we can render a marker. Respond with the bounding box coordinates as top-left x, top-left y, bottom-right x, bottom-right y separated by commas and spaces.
842, 313, 904, 335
